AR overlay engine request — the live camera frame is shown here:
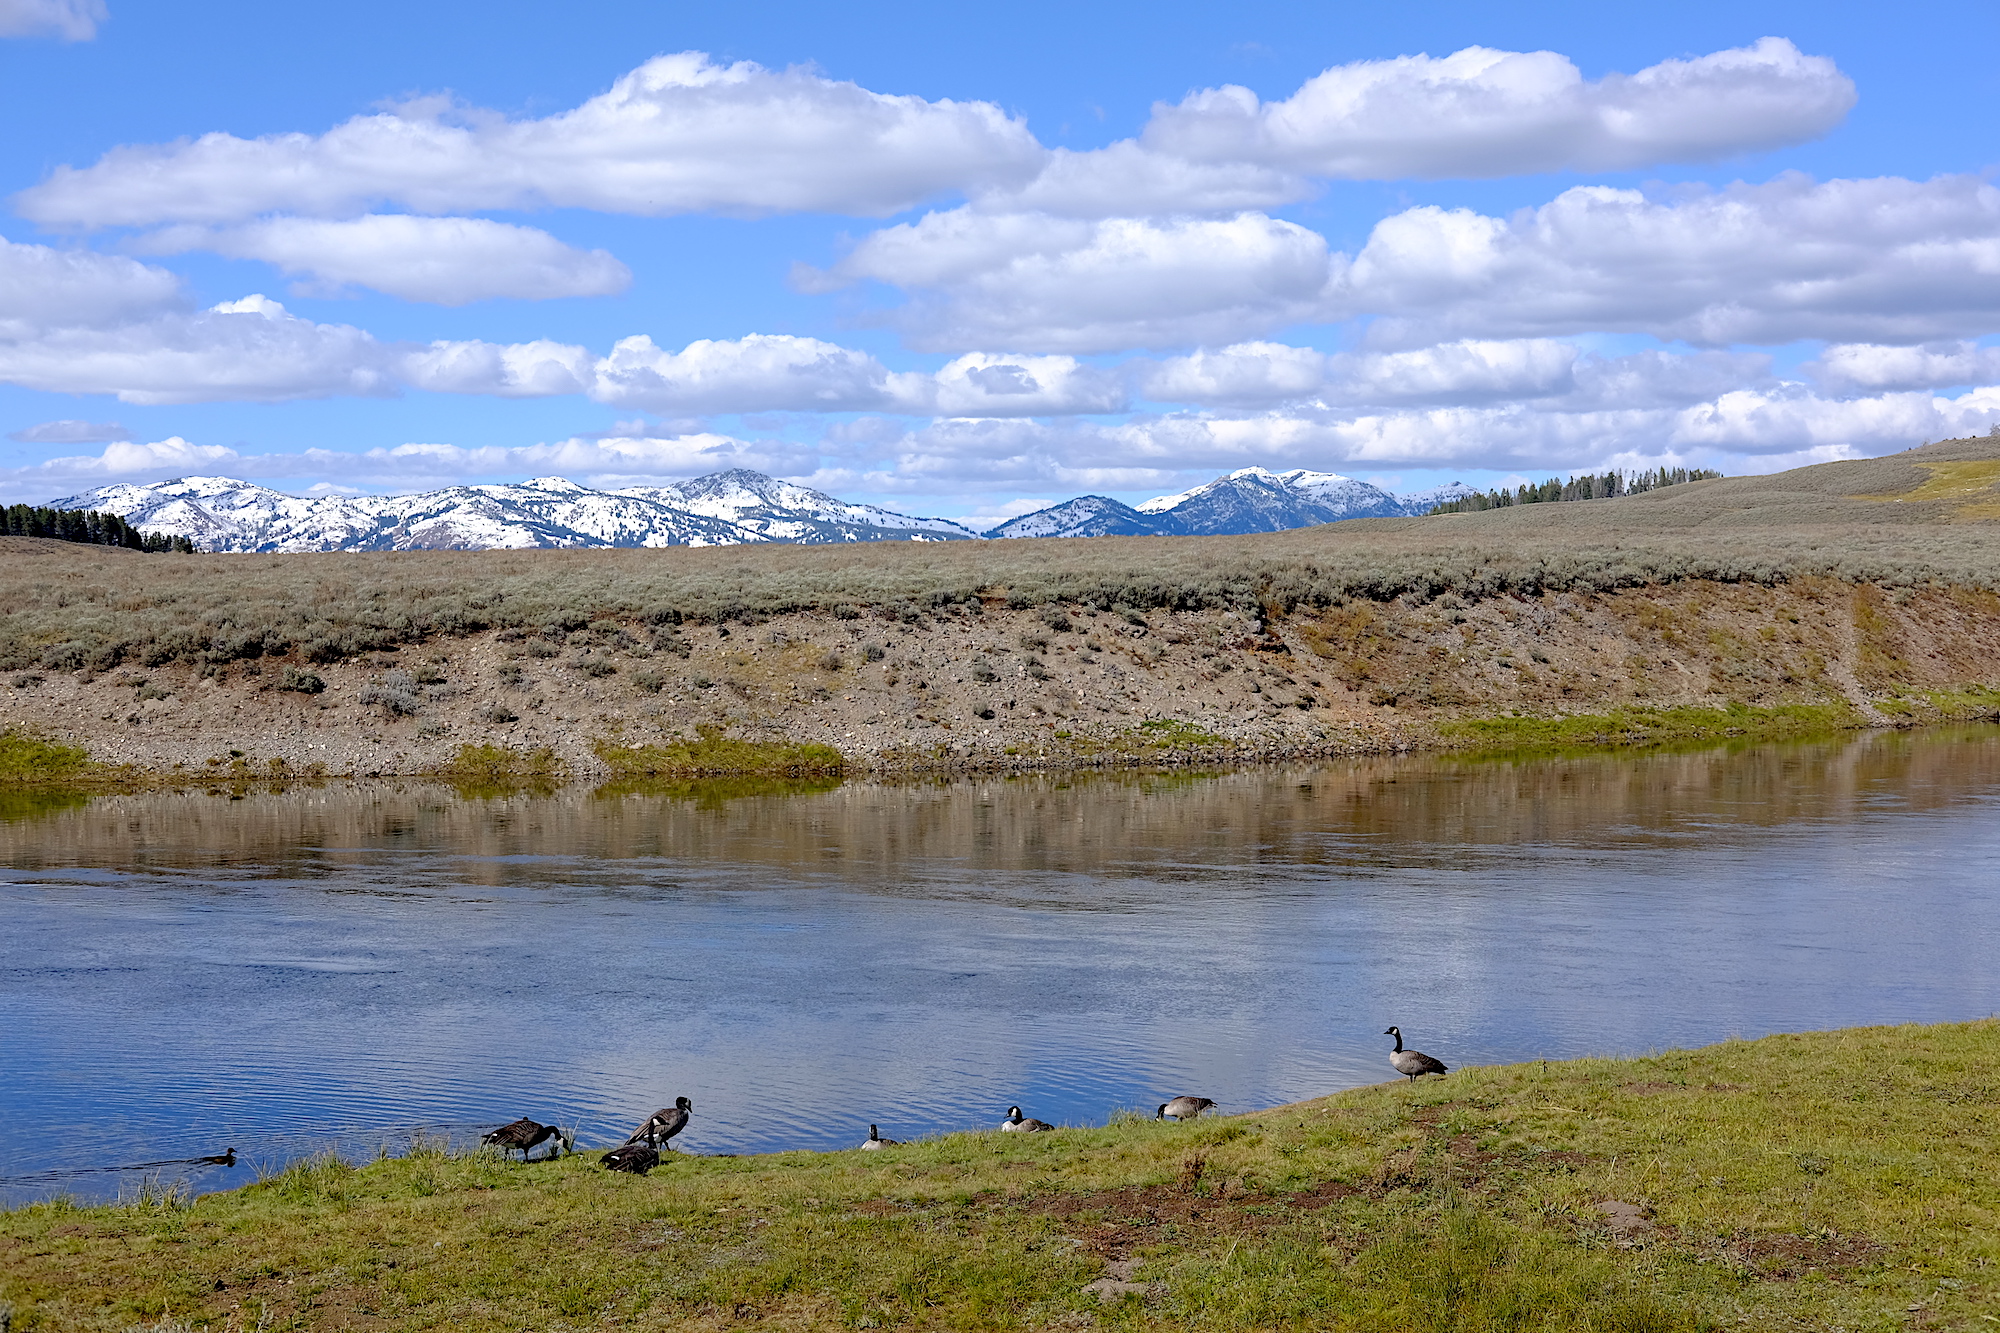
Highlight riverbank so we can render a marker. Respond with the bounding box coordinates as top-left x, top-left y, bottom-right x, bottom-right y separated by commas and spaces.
4, 574, 2000, 783
8, 438, 2000, 782
3, 1021, 1994, 1331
